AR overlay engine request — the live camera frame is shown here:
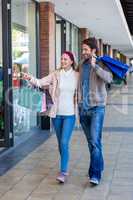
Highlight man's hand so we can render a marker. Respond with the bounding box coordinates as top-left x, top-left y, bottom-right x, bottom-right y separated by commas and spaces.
91, 56, 97, 68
